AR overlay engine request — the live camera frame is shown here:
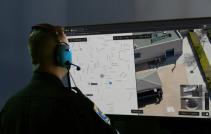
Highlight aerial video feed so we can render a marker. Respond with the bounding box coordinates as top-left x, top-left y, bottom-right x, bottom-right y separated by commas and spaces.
67, 28, 211, 118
